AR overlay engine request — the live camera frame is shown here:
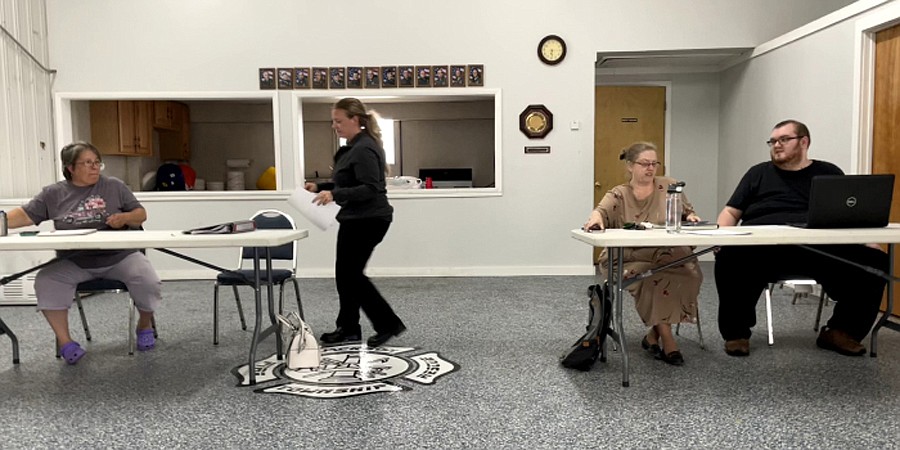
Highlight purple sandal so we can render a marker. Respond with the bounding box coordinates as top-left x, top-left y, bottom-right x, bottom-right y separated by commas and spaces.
60, 341, 86, 365
136, 328, 155, 351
